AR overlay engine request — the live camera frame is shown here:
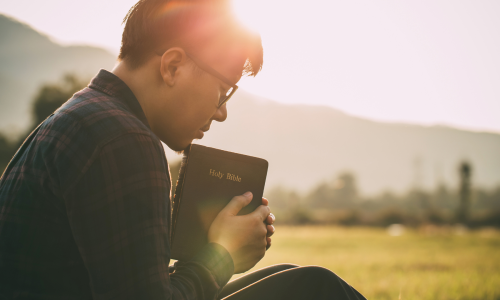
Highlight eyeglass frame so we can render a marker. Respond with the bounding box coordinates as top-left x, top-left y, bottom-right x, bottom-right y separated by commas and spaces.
156, 49, 239, 108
